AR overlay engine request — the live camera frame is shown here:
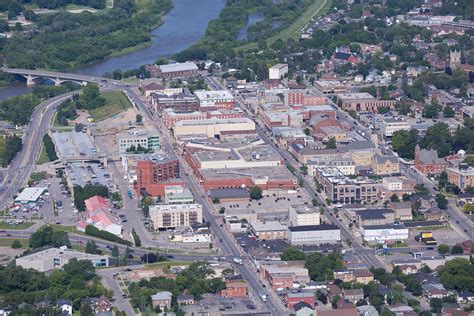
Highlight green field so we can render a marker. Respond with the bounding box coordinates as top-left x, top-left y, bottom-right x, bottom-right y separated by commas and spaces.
0, 221, 34, 230
236, 0, 331, 51
89, 91, 132, 121
36, 144, 50, 165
